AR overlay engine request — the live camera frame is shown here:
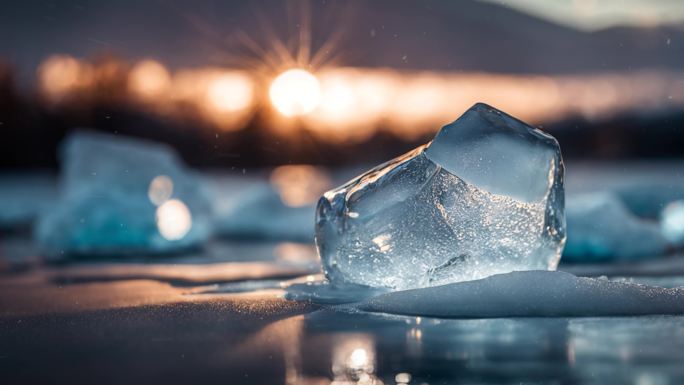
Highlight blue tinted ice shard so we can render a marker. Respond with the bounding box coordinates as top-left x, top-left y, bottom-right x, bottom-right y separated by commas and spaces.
316, 103, 566, 290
